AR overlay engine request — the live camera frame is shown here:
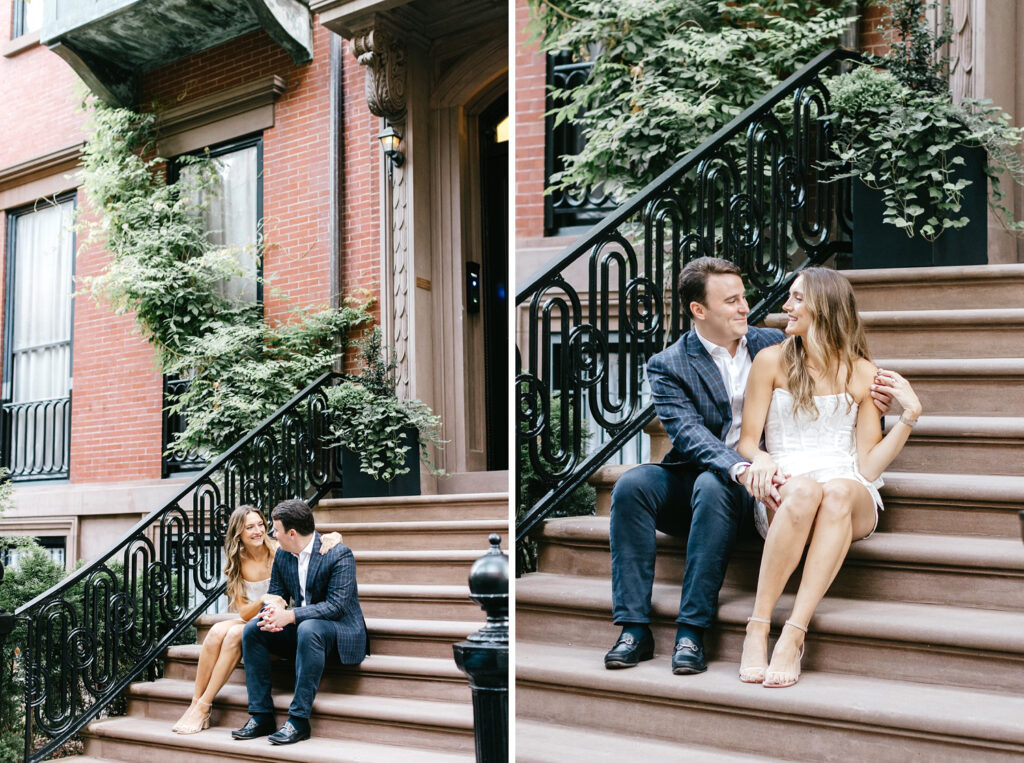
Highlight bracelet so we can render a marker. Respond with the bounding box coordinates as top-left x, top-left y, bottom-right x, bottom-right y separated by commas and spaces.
899, 413, 919, 428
